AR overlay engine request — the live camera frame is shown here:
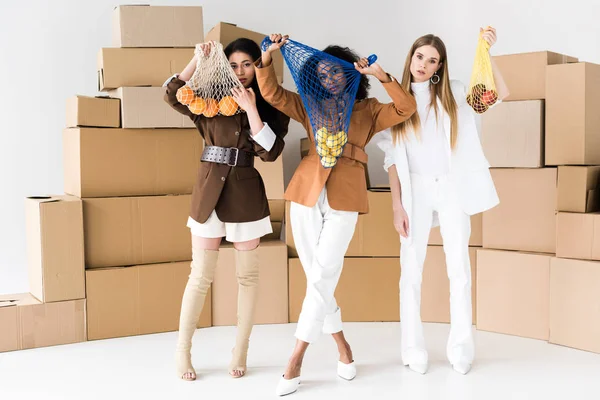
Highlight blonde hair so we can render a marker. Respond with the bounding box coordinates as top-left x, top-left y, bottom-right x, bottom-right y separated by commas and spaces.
392, 34, 458, 149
